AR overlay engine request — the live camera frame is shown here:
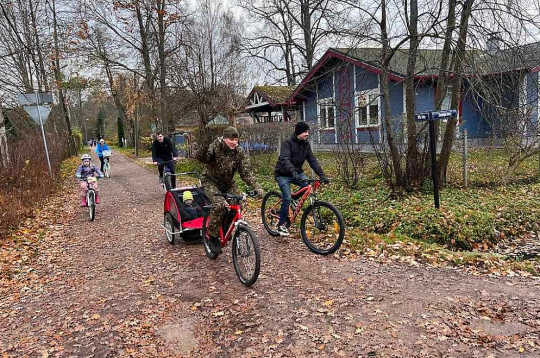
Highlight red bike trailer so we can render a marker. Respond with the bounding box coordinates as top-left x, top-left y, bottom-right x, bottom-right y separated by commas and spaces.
162, 172, 211, 244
